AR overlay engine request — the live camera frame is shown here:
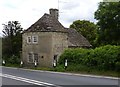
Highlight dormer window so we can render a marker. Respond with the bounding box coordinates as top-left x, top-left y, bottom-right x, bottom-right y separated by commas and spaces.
32, 36, 38, 43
